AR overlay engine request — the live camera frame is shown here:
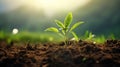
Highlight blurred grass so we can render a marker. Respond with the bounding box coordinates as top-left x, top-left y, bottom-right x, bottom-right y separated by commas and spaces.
0, 31, 62, 43
0, 31, 116, 44
80, 31, 116, 44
